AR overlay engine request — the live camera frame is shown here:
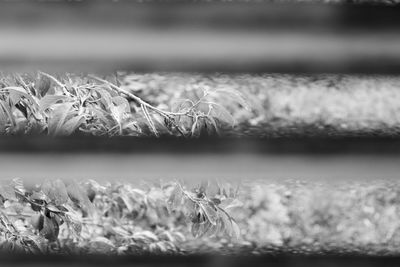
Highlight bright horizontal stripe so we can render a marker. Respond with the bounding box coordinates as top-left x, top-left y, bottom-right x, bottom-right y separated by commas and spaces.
0, 153, 398, 182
